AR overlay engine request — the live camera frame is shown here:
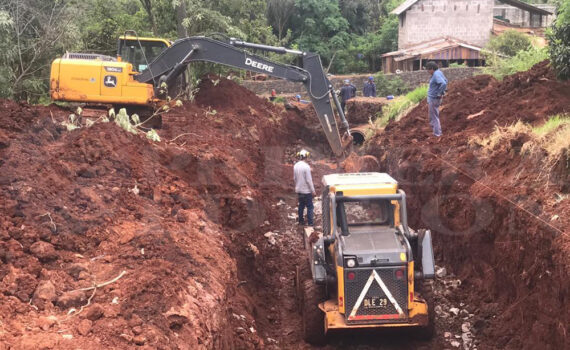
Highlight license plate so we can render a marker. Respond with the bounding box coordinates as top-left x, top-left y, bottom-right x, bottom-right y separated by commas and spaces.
363, 297, 388, 309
